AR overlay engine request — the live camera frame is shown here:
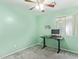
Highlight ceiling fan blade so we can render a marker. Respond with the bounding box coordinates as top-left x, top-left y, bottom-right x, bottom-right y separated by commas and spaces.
46, 4, 55, 7
29, 6, 35, 10
45, 2, 56, 8
25, 0, 35, 3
